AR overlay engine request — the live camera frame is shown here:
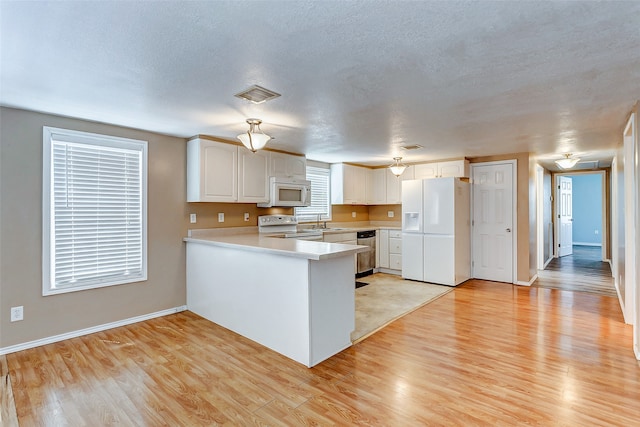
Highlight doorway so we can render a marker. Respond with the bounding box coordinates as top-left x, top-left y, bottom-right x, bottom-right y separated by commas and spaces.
535, 170, 615, 296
